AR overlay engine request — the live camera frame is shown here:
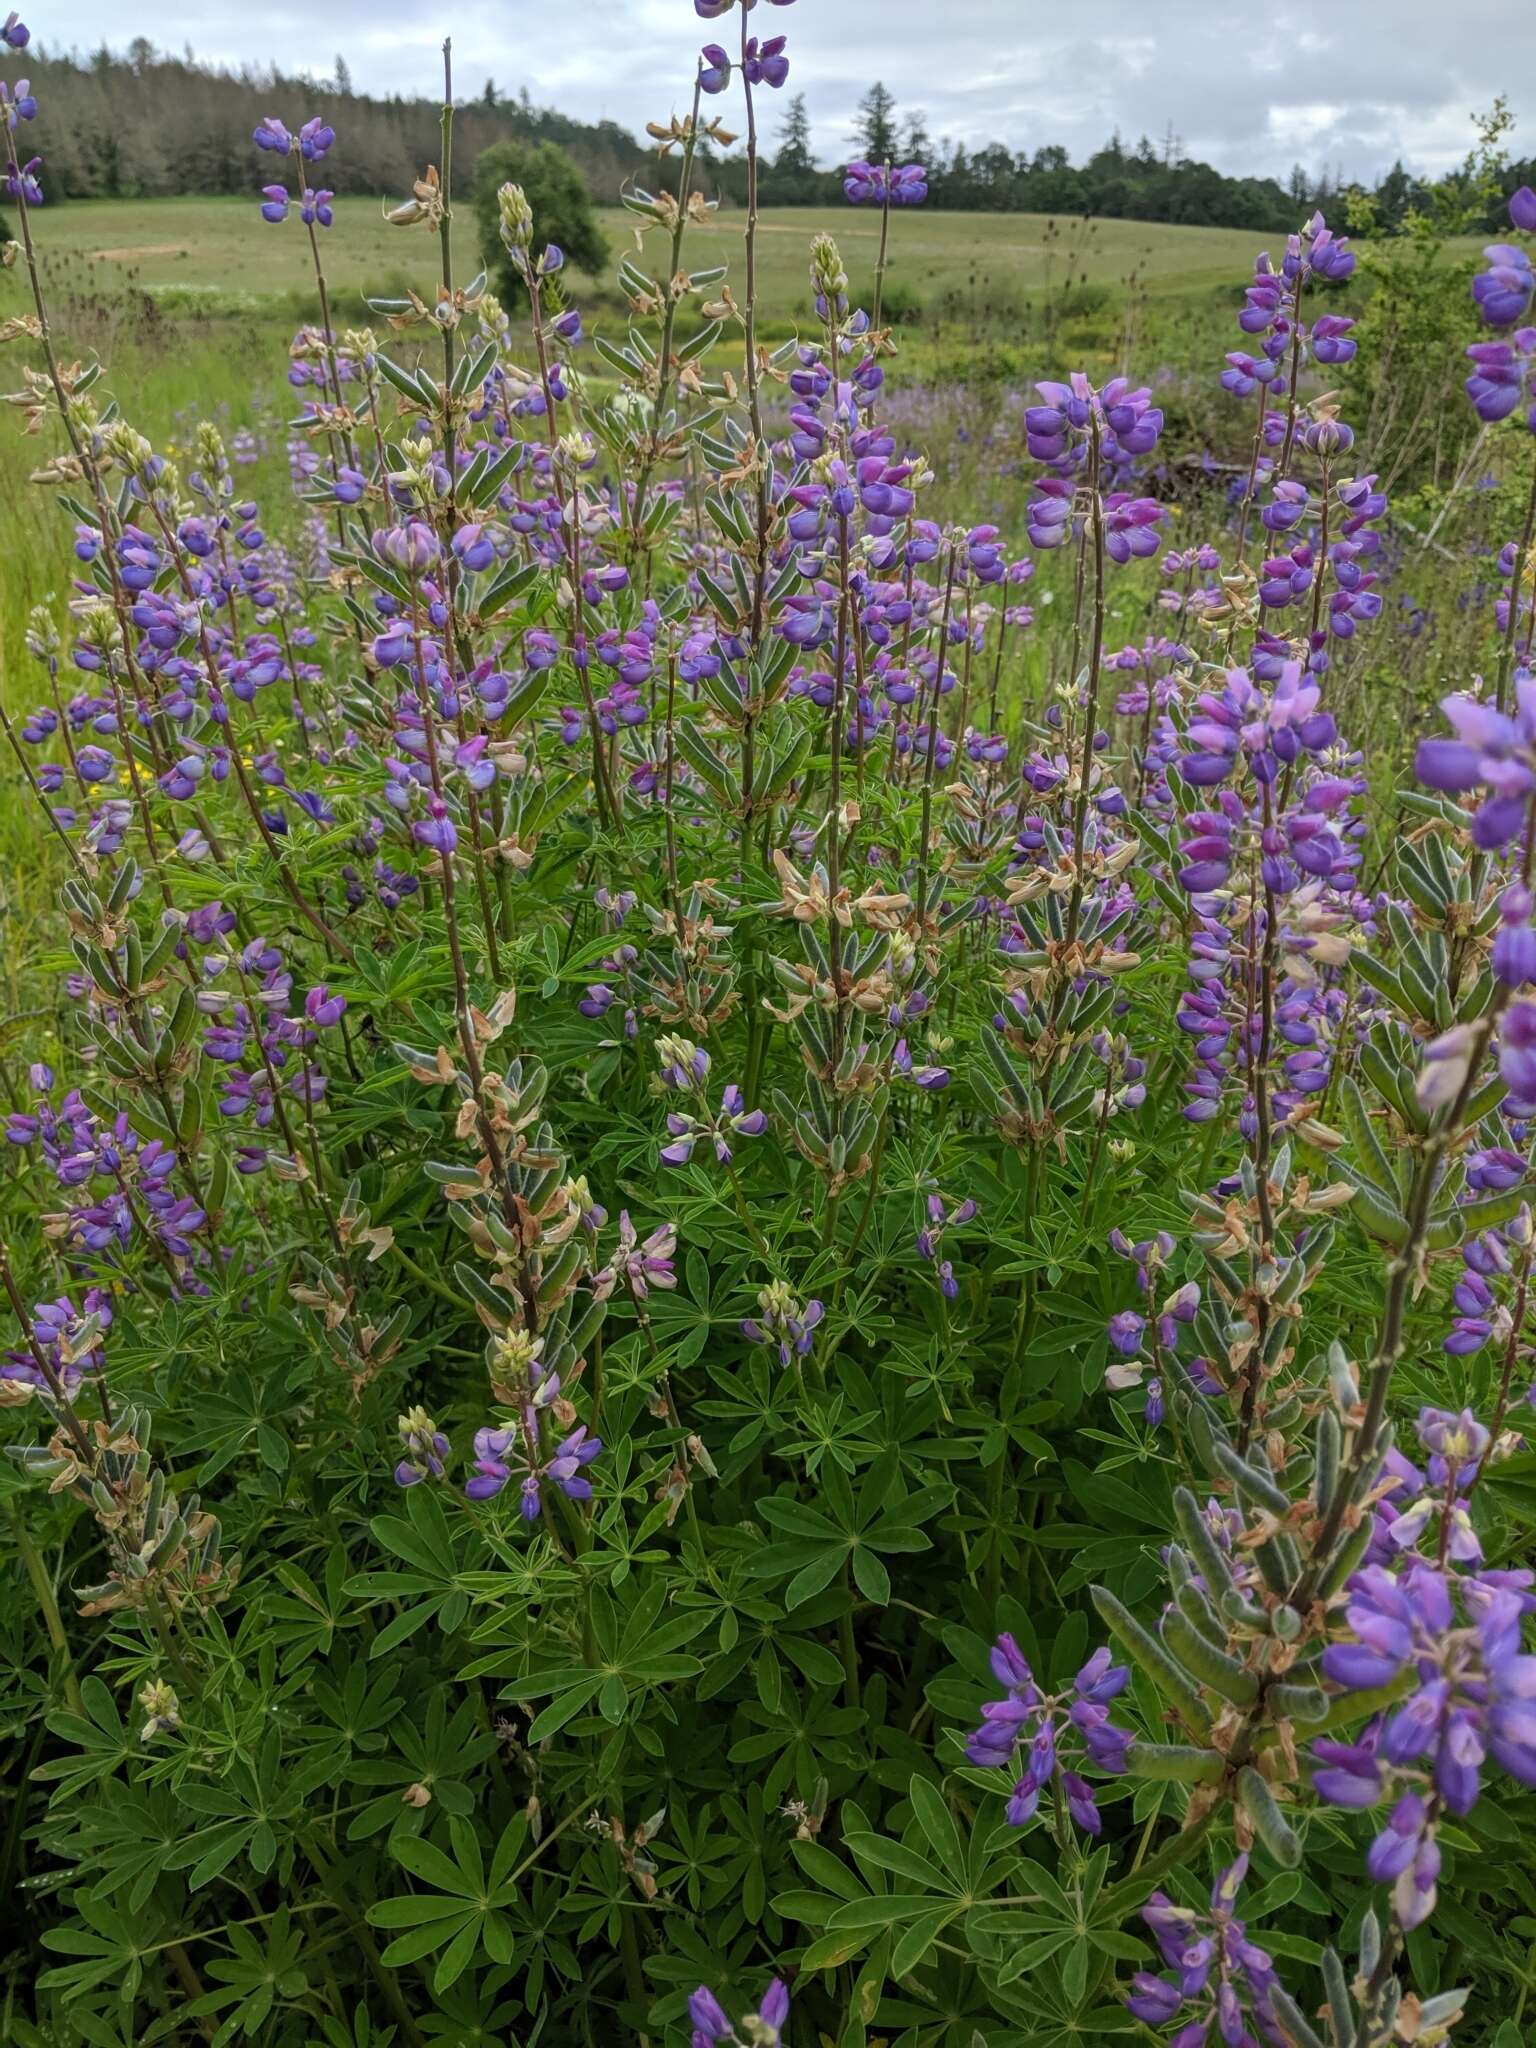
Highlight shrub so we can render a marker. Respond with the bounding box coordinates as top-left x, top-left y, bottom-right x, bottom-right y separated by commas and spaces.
473, 137, 608, 305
